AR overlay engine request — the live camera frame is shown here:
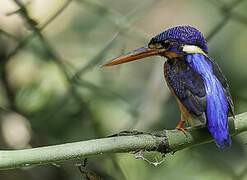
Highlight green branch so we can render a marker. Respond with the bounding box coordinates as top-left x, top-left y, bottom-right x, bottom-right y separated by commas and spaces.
0, 112, 246, 170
